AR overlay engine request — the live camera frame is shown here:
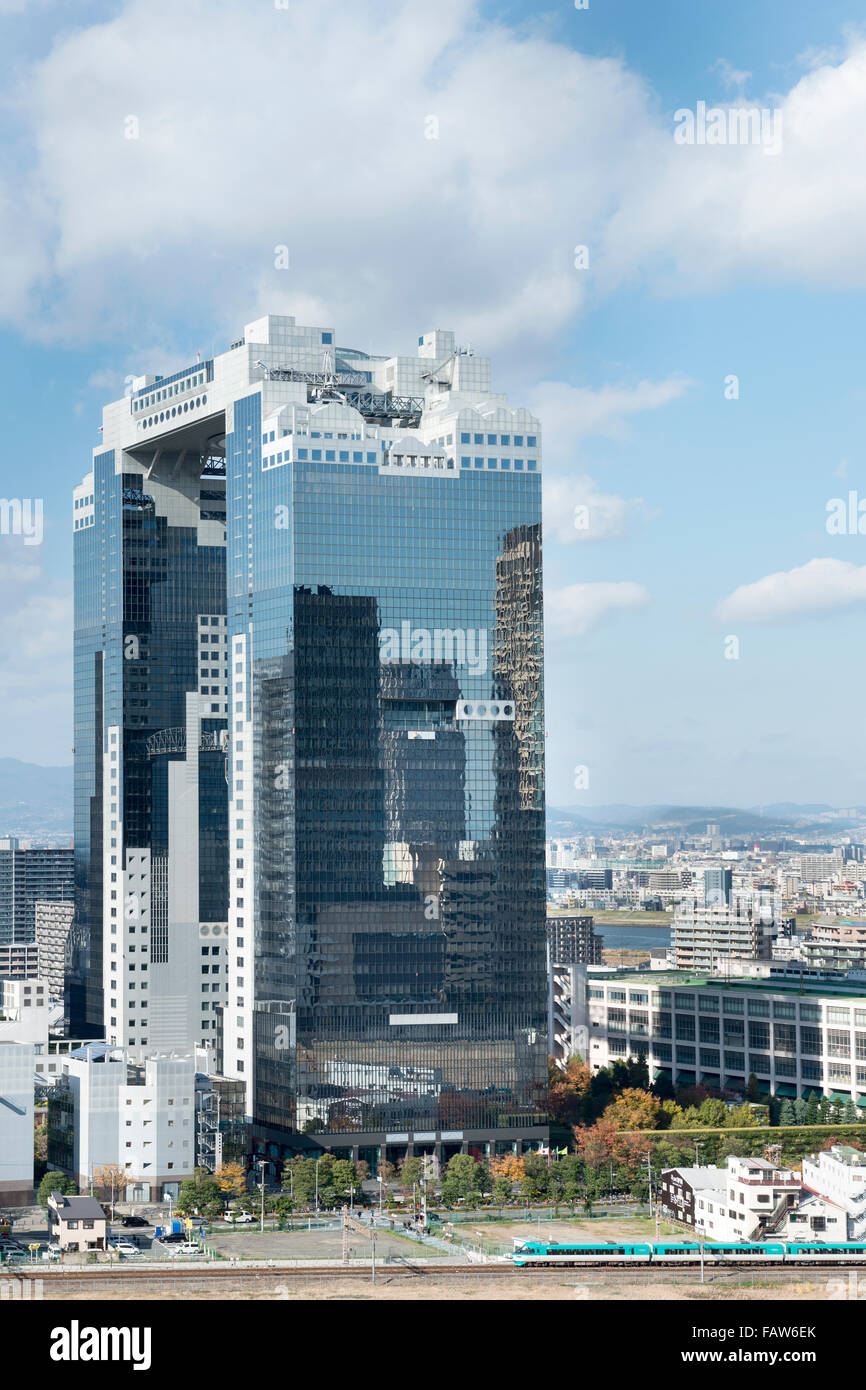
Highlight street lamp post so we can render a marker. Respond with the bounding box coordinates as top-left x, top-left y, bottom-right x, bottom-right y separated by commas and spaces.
315, 1158, 321, 1217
